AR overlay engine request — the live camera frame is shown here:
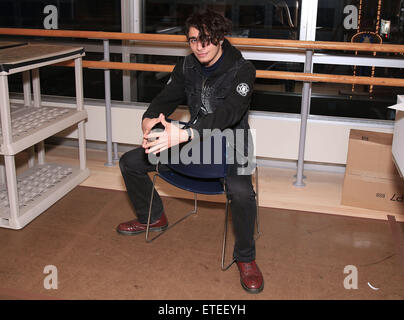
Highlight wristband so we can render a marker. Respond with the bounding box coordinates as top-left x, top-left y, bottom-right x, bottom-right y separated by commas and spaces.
185, 128, 193, 142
